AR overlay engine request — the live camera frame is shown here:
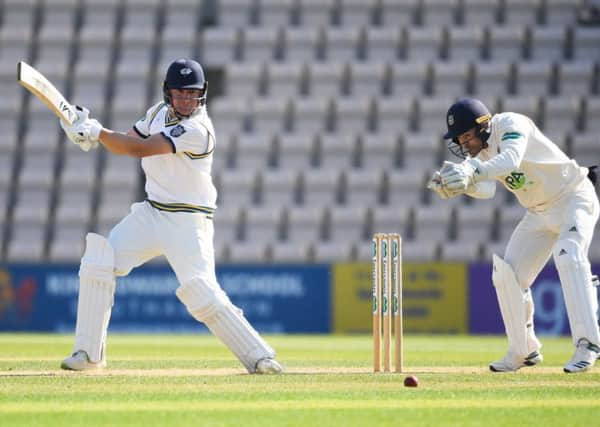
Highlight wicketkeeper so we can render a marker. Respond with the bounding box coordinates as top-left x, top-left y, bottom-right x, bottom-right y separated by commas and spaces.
58, 58, 283, 374
428, 98, 600, 373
